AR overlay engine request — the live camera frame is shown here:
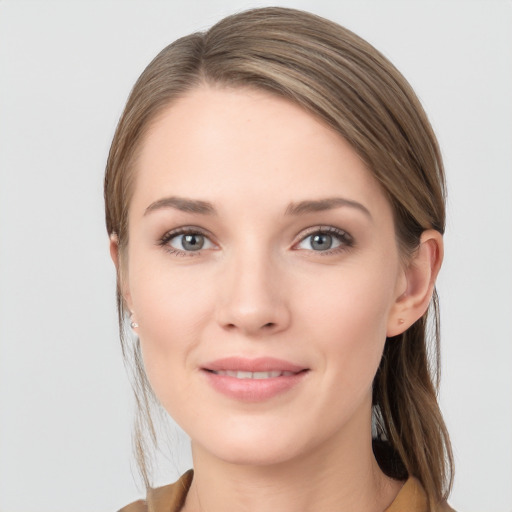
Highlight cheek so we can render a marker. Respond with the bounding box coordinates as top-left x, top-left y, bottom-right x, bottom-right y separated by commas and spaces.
301, 261, 396, 382
128, 262, 216, 384
304, 259, 396, 335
